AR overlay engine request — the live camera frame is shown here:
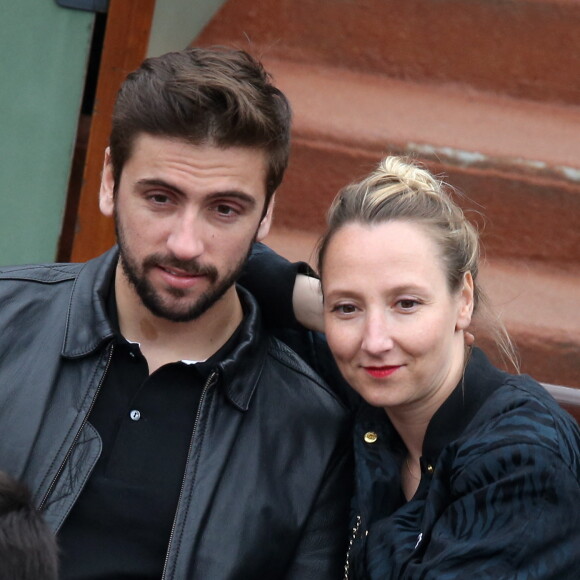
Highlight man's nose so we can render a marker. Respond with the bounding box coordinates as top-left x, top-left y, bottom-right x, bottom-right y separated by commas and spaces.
166, 212, 205, 260
360, 311, 394, 355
